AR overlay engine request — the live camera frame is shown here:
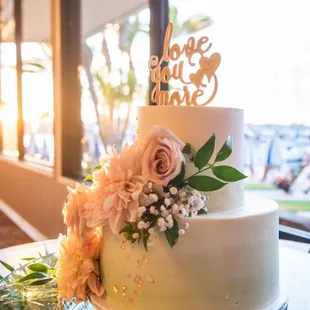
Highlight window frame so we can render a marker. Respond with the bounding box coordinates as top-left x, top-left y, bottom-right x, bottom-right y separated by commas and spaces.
15, 0, 24, 161
52, 0, 82, 179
